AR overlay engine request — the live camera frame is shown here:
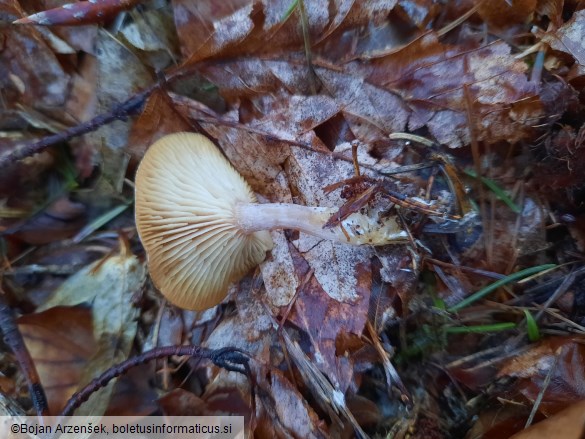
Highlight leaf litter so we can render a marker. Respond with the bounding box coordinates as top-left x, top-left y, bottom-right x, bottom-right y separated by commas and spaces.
2, 0, 585, 438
